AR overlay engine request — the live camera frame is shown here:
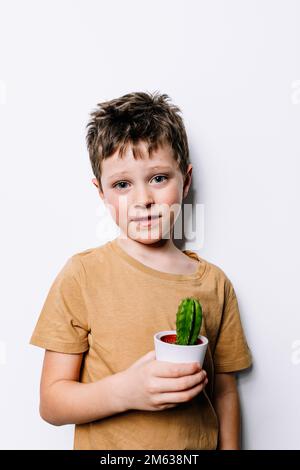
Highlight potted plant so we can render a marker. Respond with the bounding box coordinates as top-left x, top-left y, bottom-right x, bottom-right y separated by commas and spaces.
154, 297, 208, 365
